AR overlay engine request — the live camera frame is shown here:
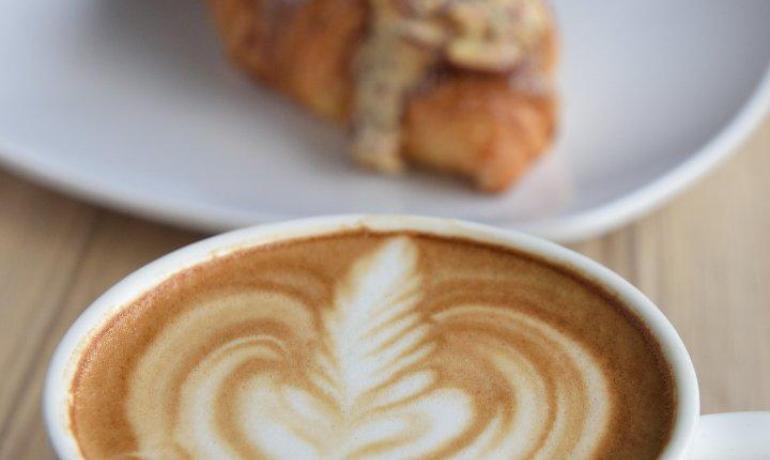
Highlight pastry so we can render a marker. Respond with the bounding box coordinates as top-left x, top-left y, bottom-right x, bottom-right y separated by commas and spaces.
208, 0, 557, 191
